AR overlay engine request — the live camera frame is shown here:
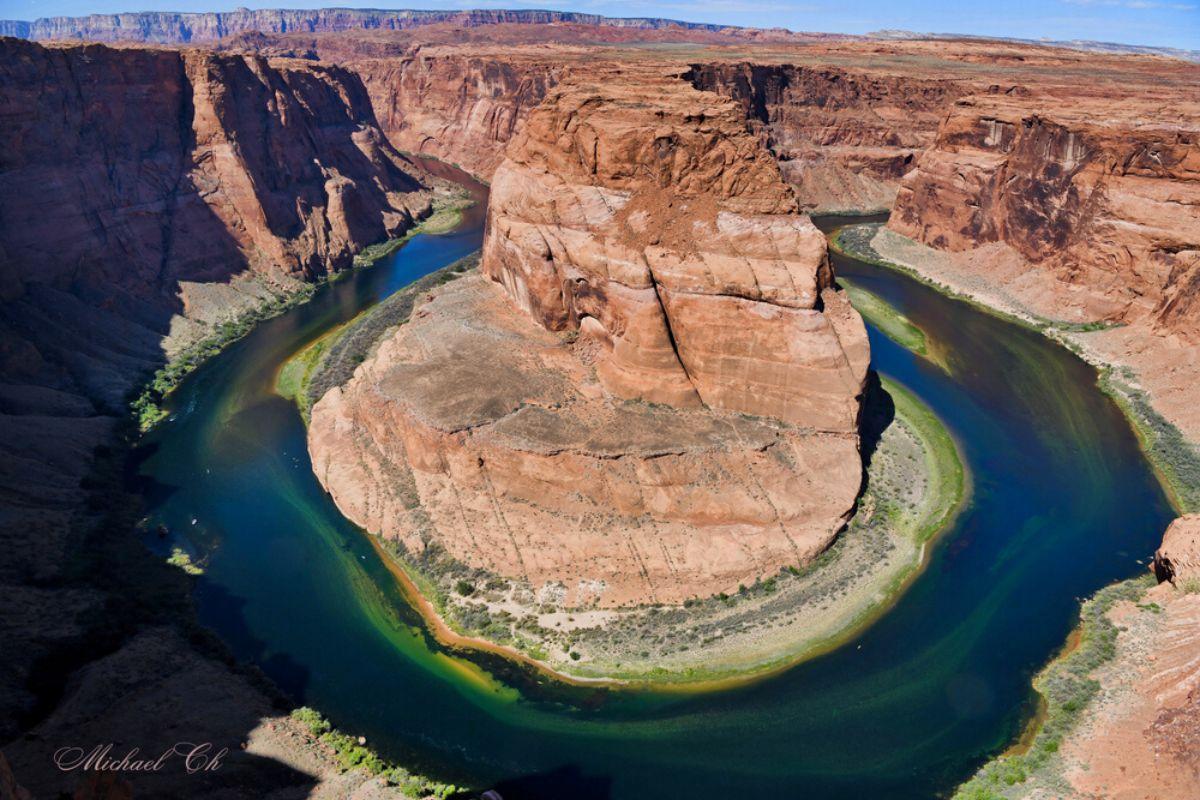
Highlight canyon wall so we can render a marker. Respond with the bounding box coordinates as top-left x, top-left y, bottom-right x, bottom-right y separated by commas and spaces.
309, 68, 869, 609
0, 37, 433, 411
1, 9, 770, 45
686, 62, 965, 211
0, 37, 435, 796
353, 52, 562, 178
890, 92, 1200, 336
